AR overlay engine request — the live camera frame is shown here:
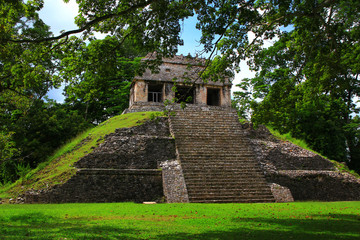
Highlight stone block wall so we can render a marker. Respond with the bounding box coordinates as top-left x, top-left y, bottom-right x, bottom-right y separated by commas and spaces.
245, 123, 360, 201
161, 160, 189, 203
26, 169, 163, 203
25, 118, 176, 203
270, 183, 294, 202
268, 171, 360, 201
